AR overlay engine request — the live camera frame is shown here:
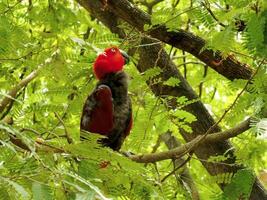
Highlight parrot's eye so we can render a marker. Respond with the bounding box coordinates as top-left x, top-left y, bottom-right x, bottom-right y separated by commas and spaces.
110, 48, 116, 53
